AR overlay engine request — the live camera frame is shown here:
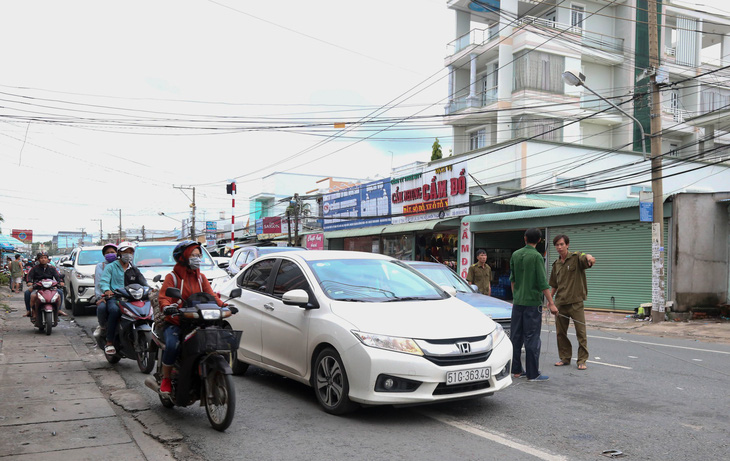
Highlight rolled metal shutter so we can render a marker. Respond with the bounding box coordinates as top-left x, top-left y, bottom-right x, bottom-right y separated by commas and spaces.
547, 221, 669, 311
